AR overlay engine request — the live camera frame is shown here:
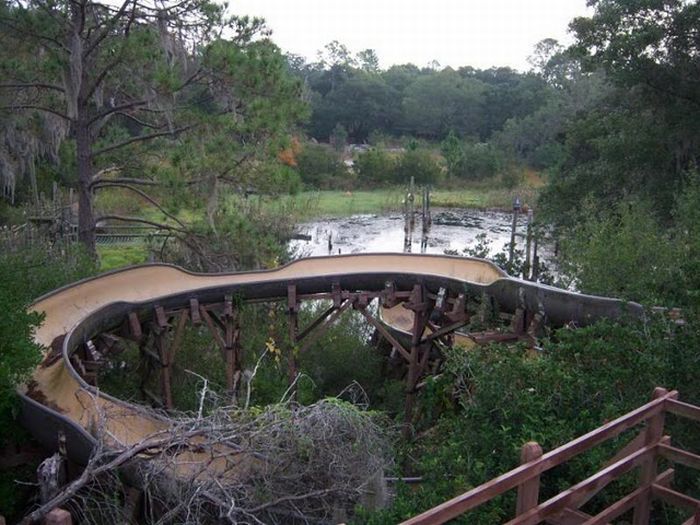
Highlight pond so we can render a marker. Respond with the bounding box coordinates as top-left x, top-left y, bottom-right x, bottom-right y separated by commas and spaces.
290, 208, 555, 267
